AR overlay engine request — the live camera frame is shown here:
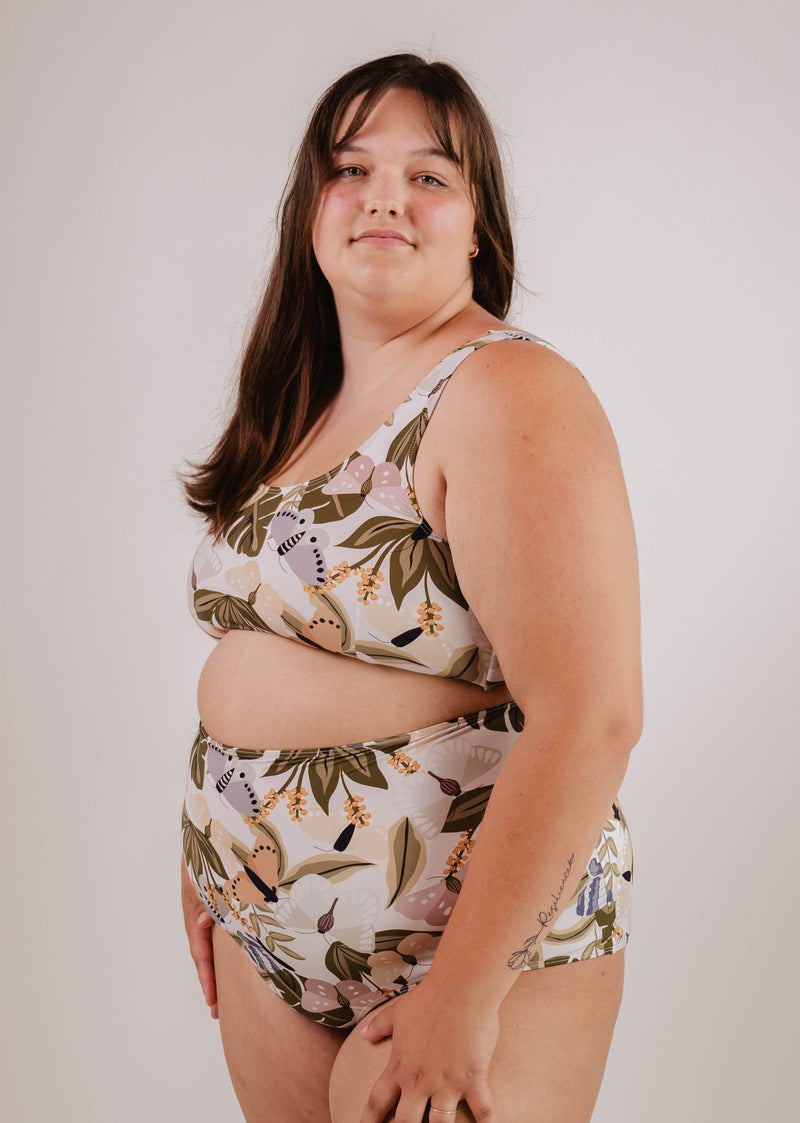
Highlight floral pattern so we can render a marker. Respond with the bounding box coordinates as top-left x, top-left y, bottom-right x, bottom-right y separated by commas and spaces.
181, 700, 633, 1031
187, 329, 587, 691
